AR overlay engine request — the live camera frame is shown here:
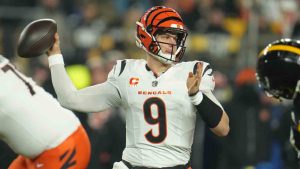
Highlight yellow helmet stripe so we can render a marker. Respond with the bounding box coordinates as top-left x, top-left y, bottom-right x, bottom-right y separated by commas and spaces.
258, 45, 300, 58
